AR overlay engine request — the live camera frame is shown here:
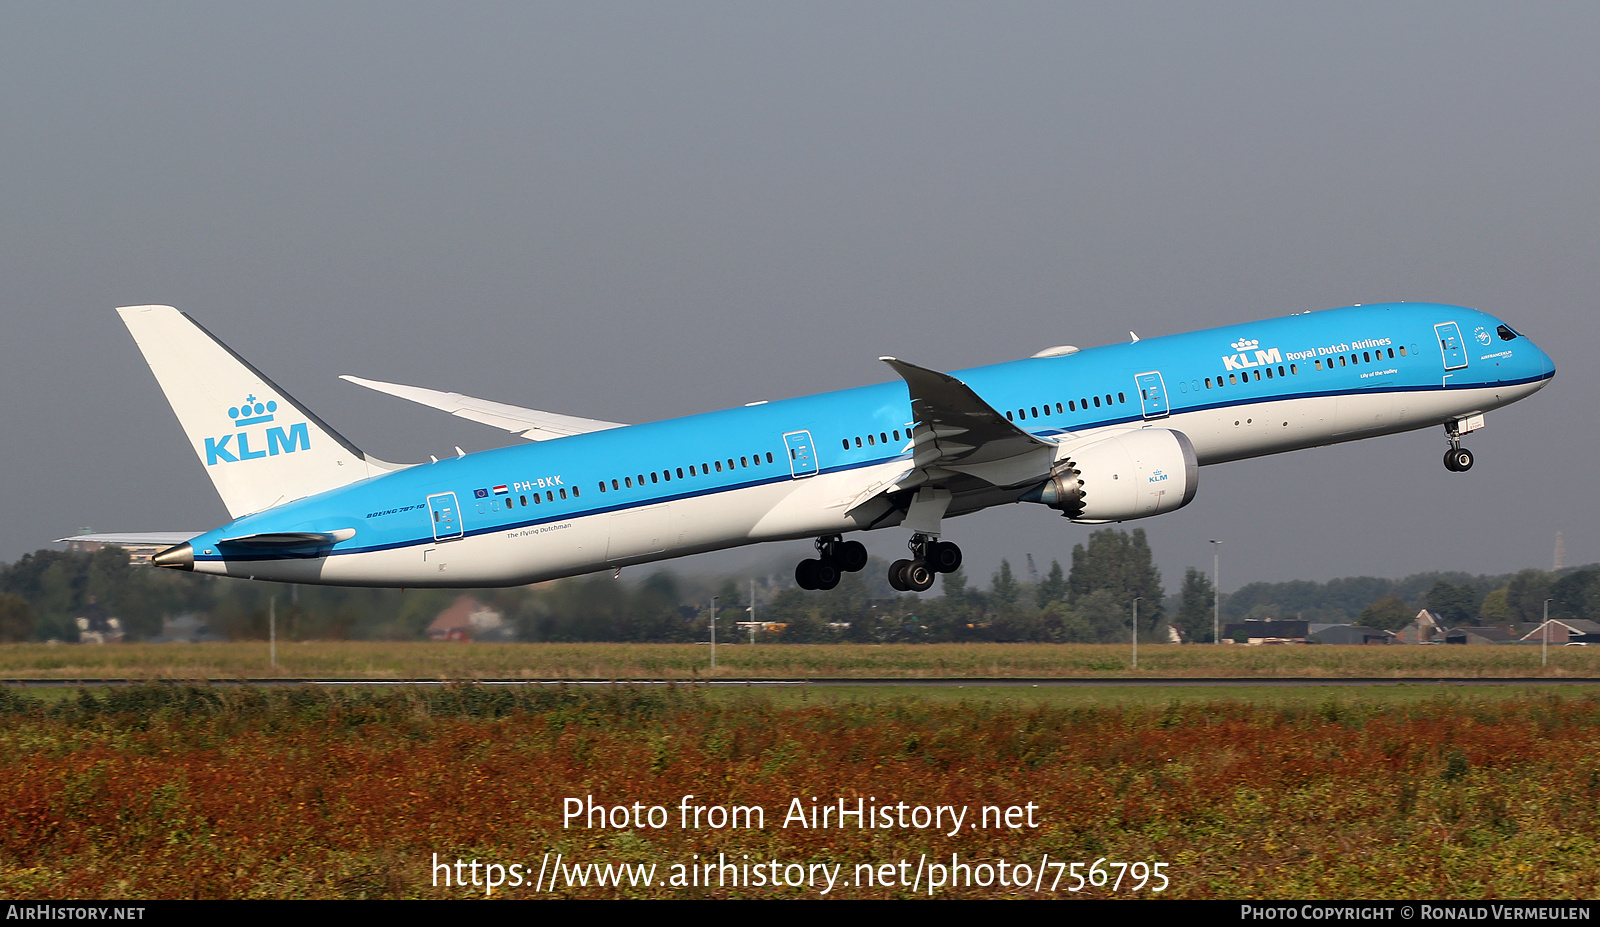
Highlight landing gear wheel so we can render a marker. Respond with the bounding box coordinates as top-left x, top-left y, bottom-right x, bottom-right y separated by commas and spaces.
888, 559, 912, 592
1444, 448, 1474, 472
927, 541, 963, 573
813, 559, 841, 590
903, 560, 936, 592
796, 558, 820, 590
835, 540, 869, 573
